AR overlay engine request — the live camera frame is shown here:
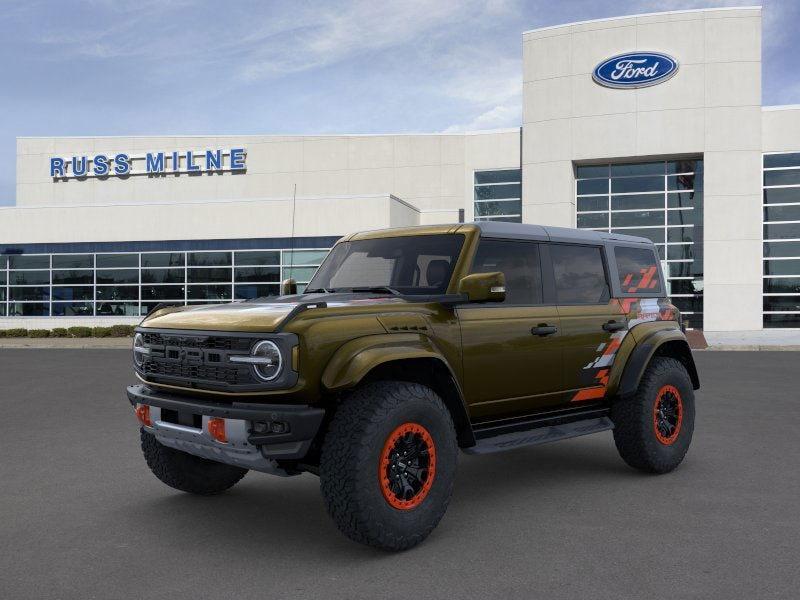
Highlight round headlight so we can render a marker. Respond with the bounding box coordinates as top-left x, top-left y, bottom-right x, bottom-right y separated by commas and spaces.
133, 332, 146, 368
251, 340, 282, 381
